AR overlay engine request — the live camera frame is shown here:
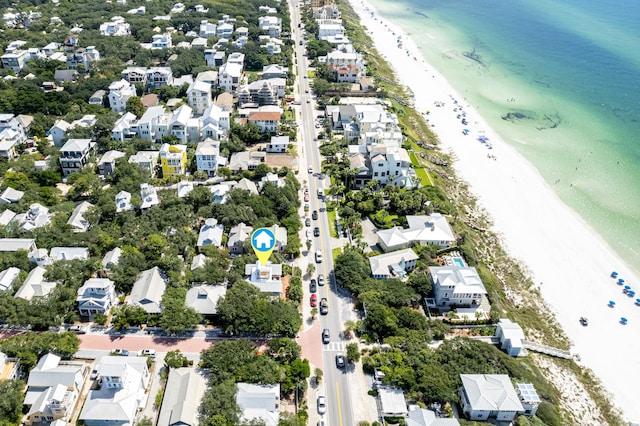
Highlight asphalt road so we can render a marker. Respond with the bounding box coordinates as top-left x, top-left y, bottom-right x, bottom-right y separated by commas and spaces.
290, 2, 355, 425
